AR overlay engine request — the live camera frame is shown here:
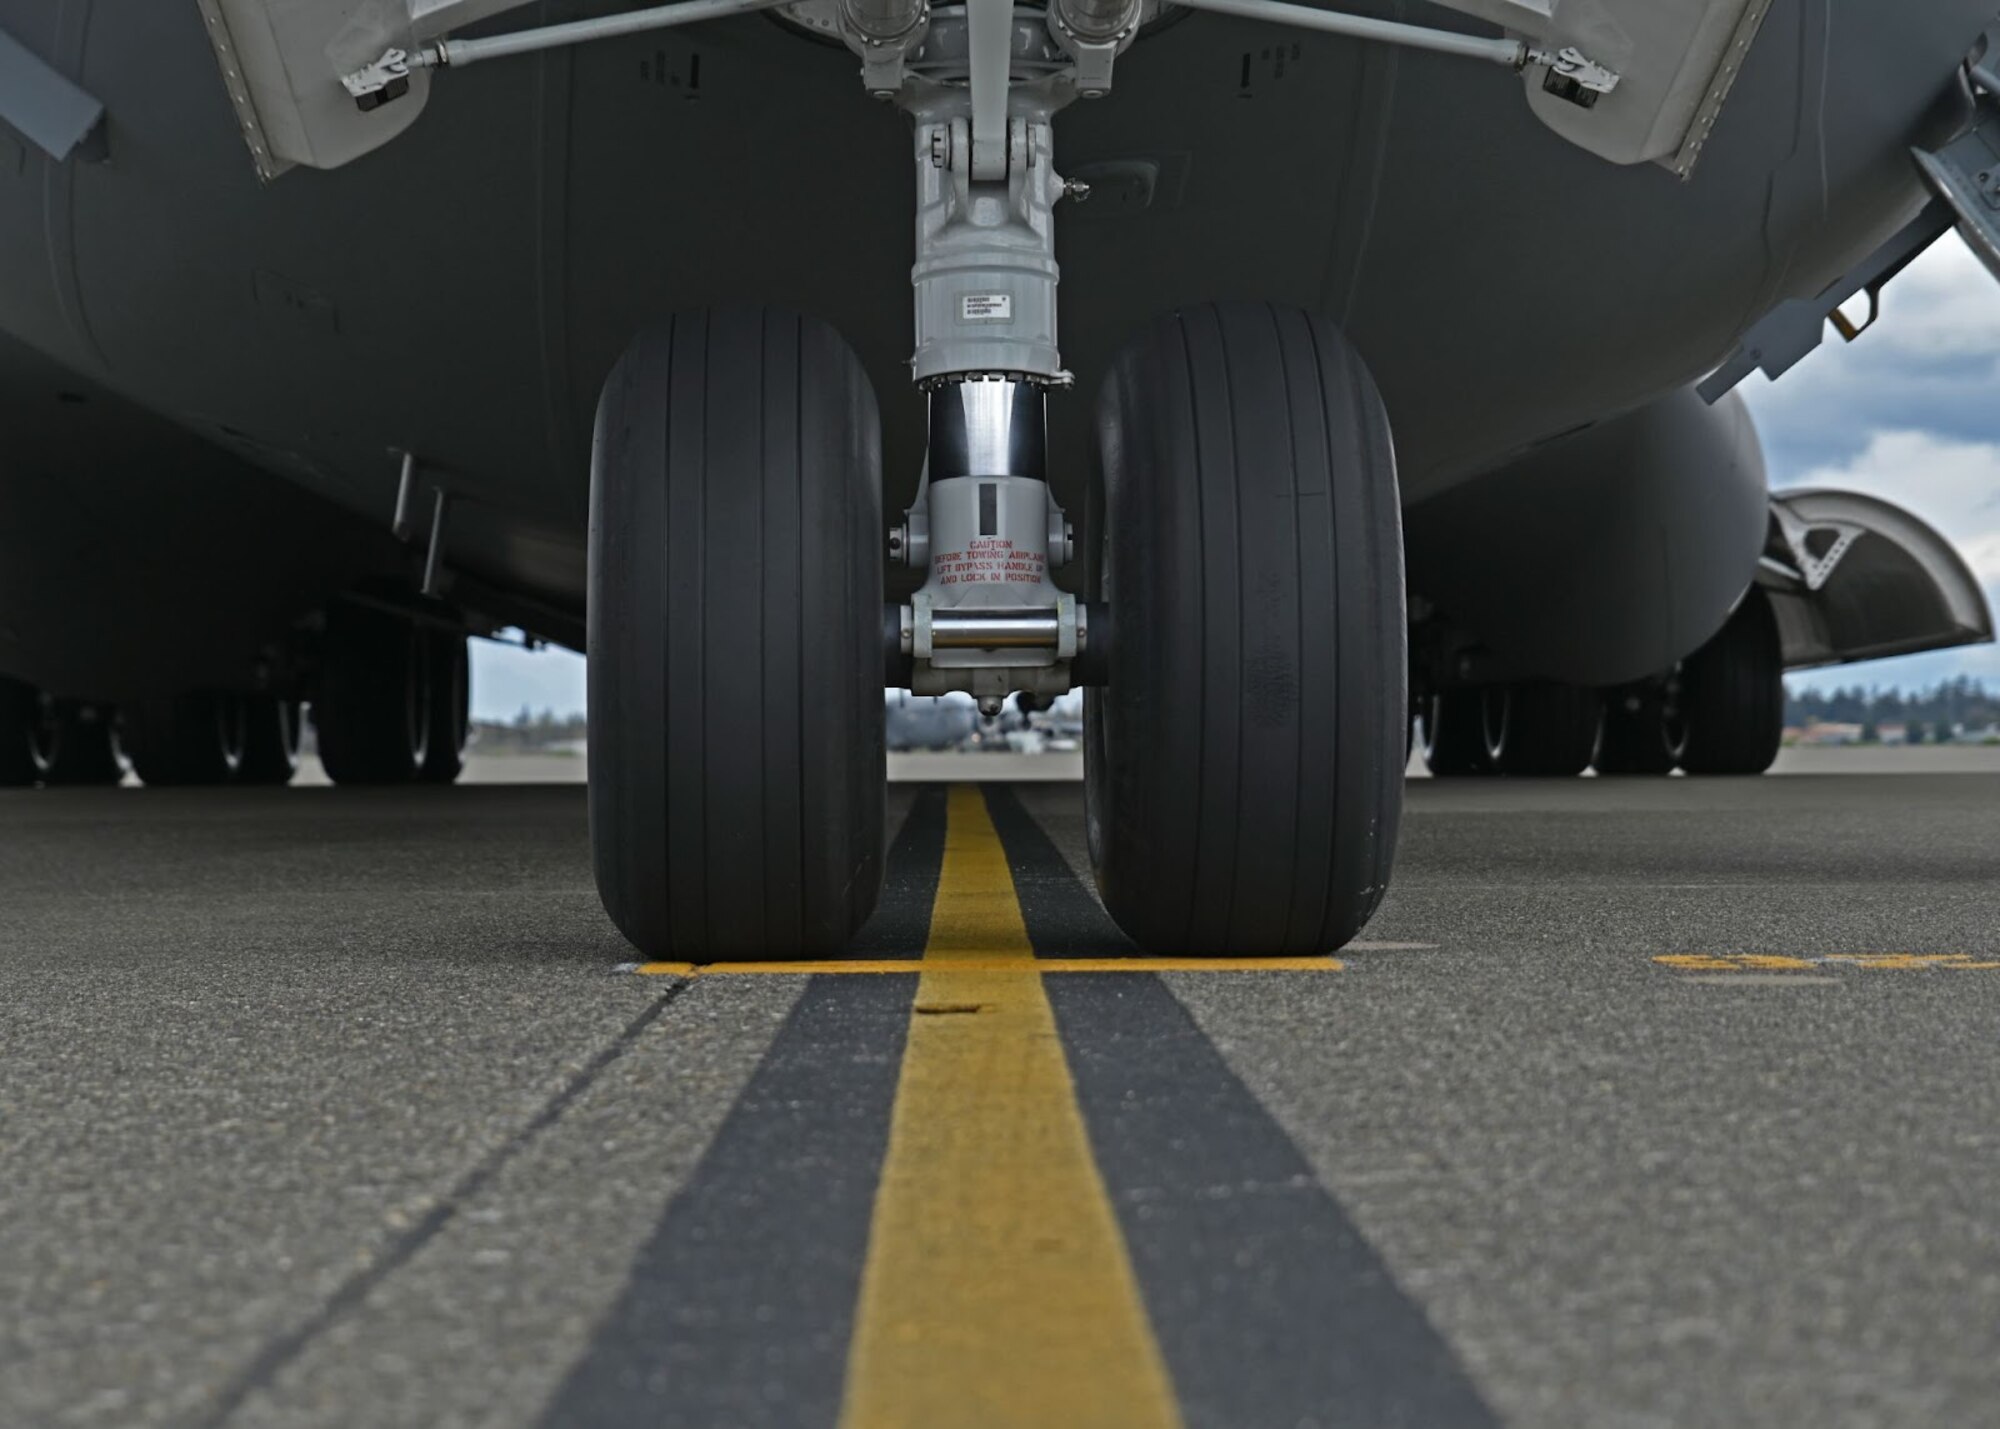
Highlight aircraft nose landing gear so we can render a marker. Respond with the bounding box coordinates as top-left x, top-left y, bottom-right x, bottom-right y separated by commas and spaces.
585, 0, 1409, 958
